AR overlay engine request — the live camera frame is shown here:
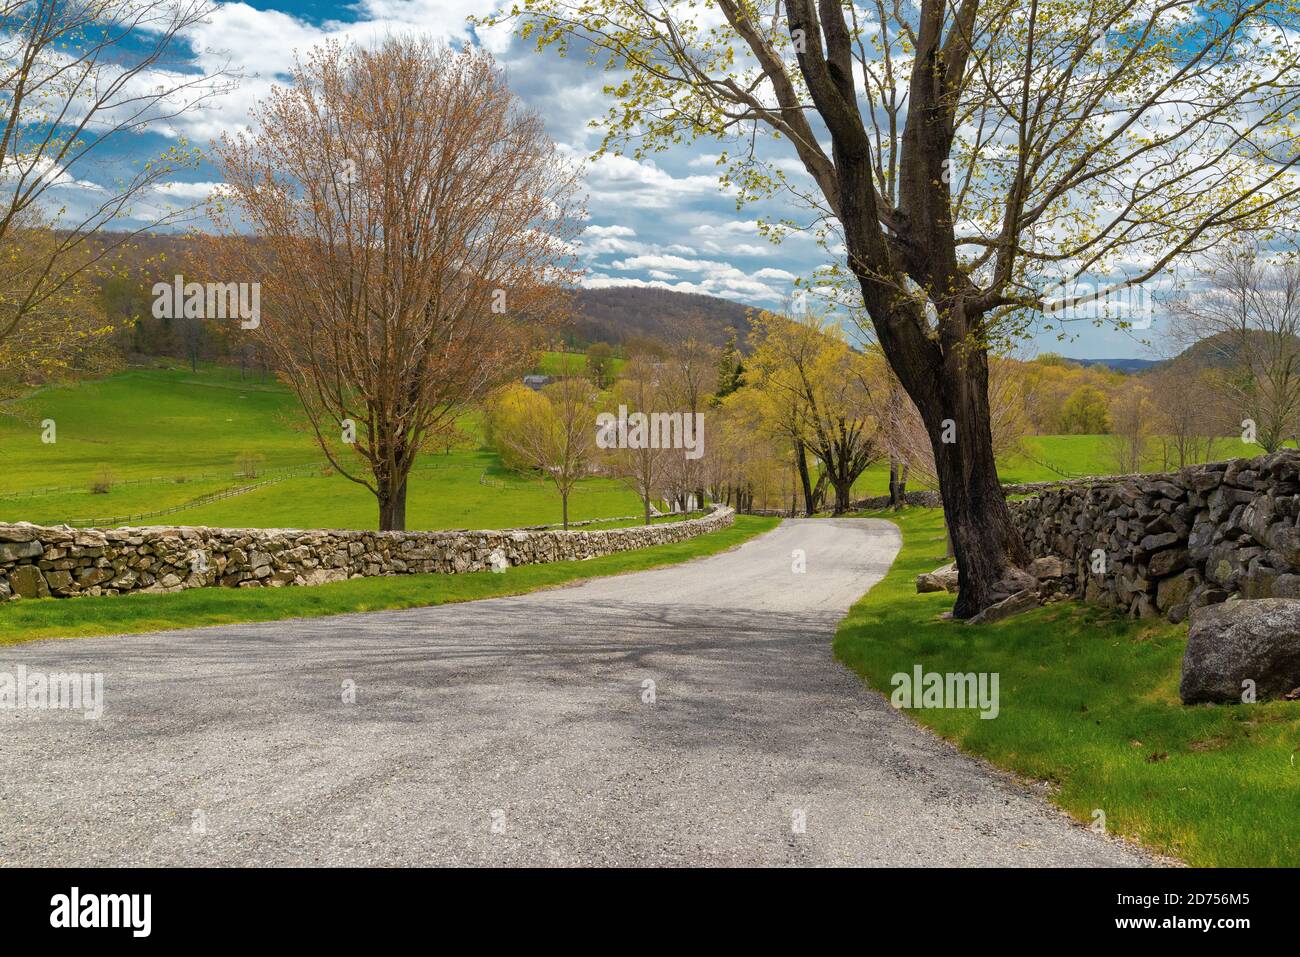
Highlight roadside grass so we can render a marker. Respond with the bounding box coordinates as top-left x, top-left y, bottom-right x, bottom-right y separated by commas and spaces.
836, 507, 1300, 867
0, 515, 778, 645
